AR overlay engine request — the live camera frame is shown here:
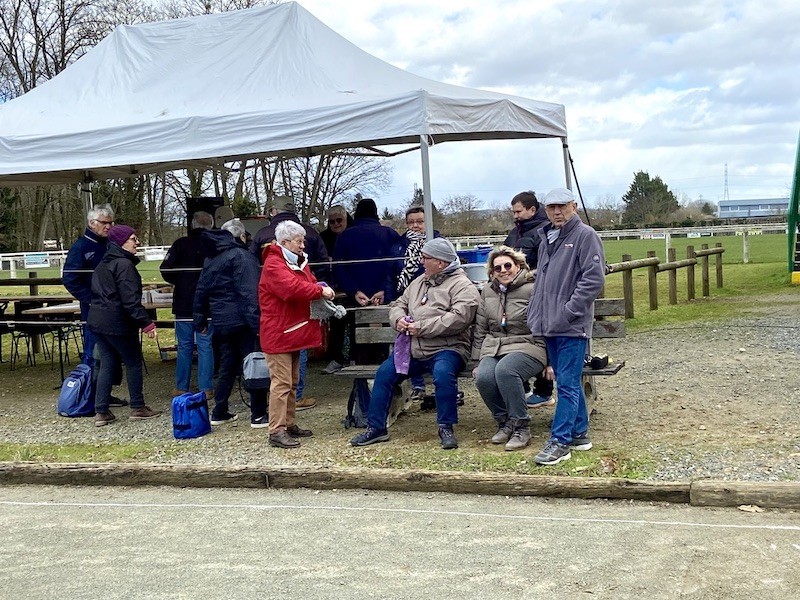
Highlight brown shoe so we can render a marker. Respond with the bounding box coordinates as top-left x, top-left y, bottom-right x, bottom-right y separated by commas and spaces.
269, 430, 300, 448
130, 406, 163, 420
295, 397, 317, 411
171, 388, 189, 397
287, 424, 313, 438
203, 389, 215, 401
95, 411, 117, 427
